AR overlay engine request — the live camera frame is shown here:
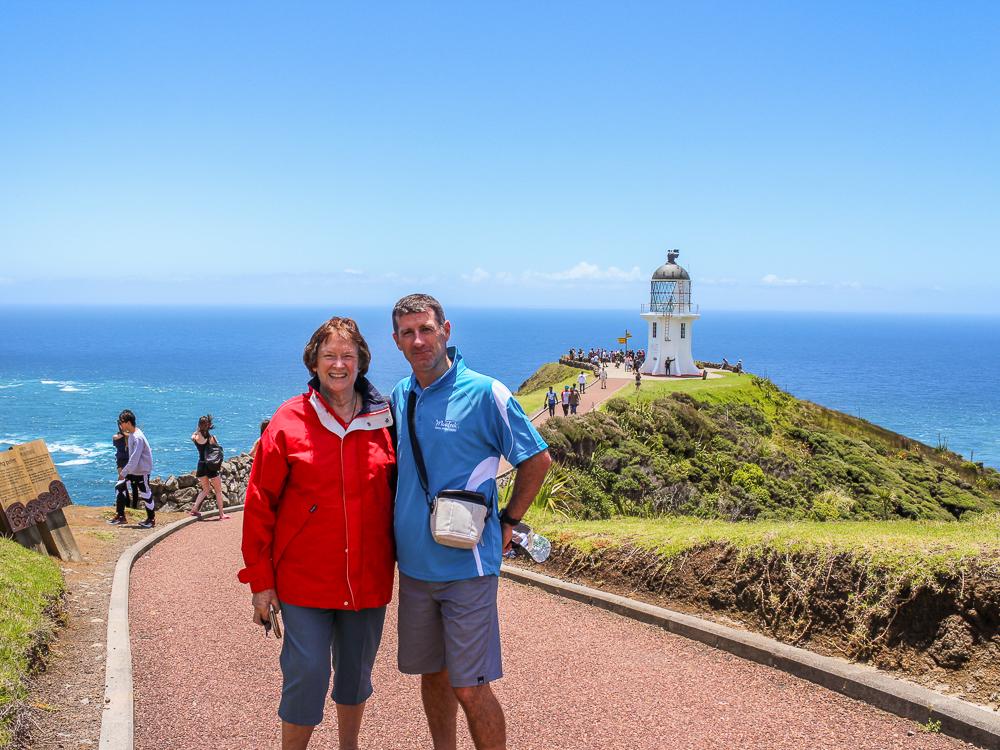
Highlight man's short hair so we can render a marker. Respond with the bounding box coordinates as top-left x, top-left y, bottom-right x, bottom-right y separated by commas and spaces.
392, 293, 446, 333
118, 409, 136, 426
302, 316, 372, 376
